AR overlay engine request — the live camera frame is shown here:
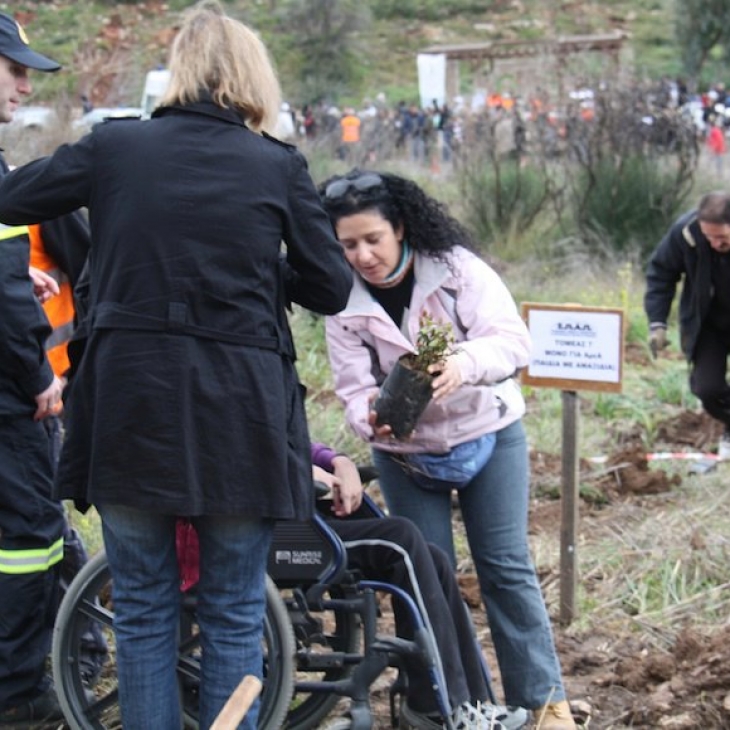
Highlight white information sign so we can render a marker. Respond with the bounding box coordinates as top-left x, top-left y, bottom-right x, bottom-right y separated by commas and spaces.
417, 53, 446, 109
521, 303, 624, 393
